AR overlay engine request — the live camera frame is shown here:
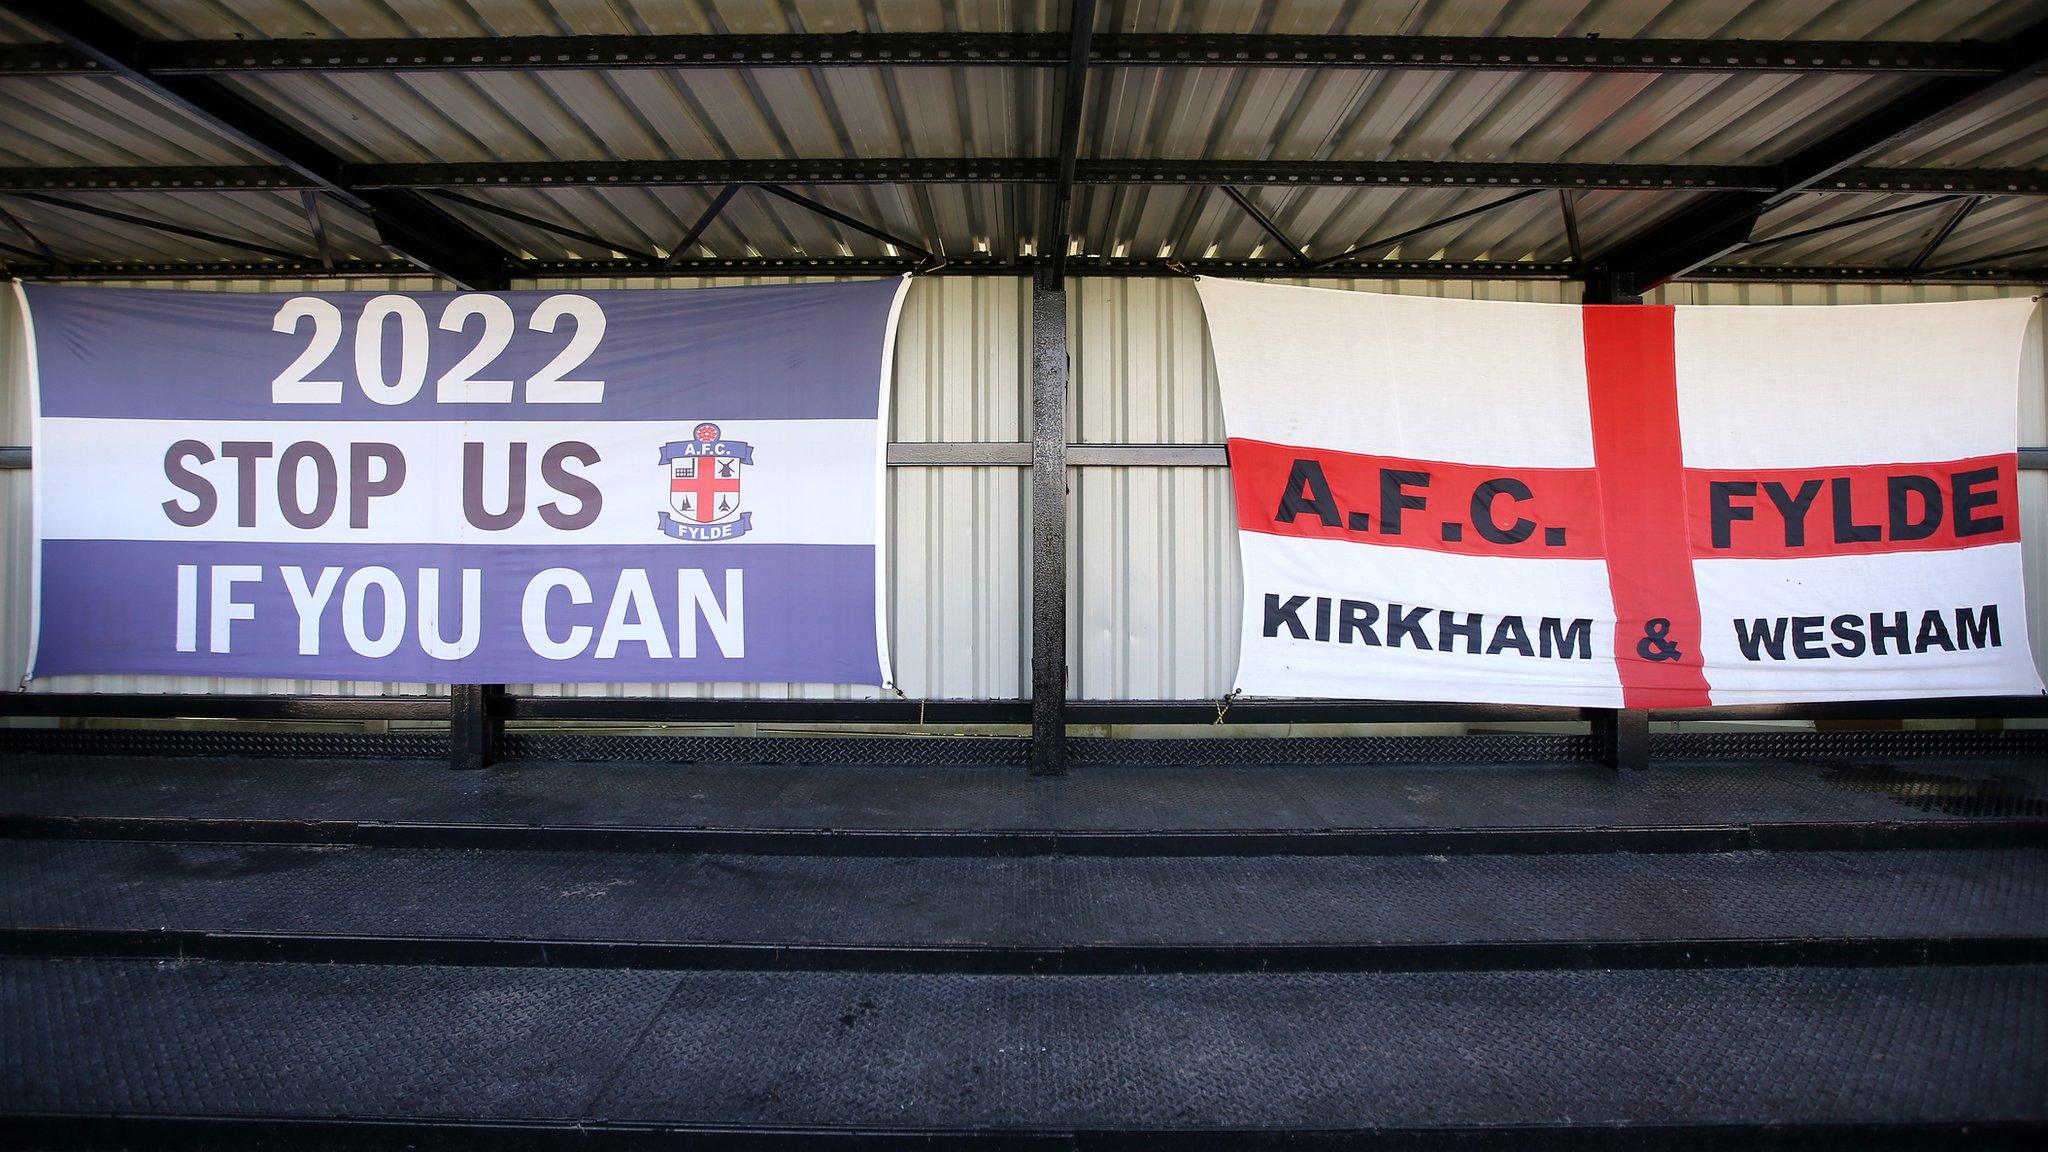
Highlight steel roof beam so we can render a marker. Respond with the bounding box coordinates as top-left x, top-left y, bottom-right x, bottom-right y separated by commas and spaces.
426, 189, 657, 262
0, 33, 2026, 77
1558, 190, 1584, 264
1037, 0, 1096, 290
0, 0, 515, 289
1737, 195, 1964, 250
5, 256, 2042, 284
662, 185, 738, 269
0, 196, 63, 269
1920, 240, 2048, 275
1585, 16, 2048, 297
299, 191, 333, 270
754, 184, 932, 261
5, 162, 2042, 198
1220, 185, 1308, 264
1307, 188, 1548, 268
5, 191, 313, 261
1907, 196, 1983, 270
